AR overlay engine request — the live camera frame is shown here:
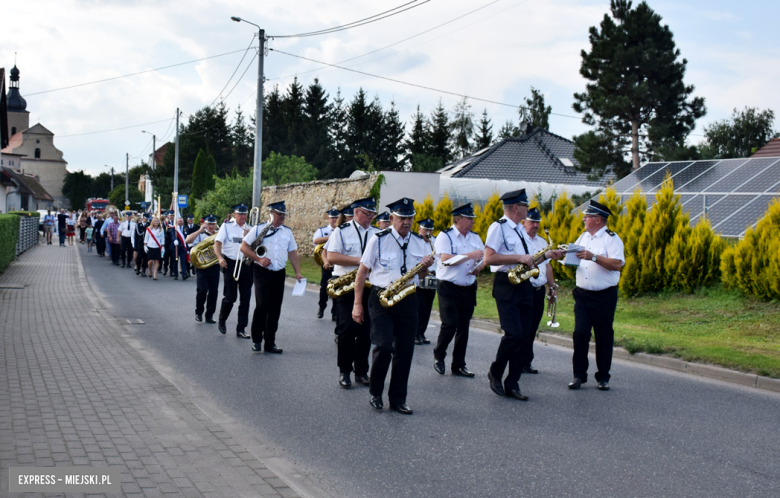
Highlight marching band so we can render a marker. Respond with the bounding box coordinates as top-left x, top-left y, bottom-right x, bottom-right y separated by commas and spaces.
106, 193, 623, 415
